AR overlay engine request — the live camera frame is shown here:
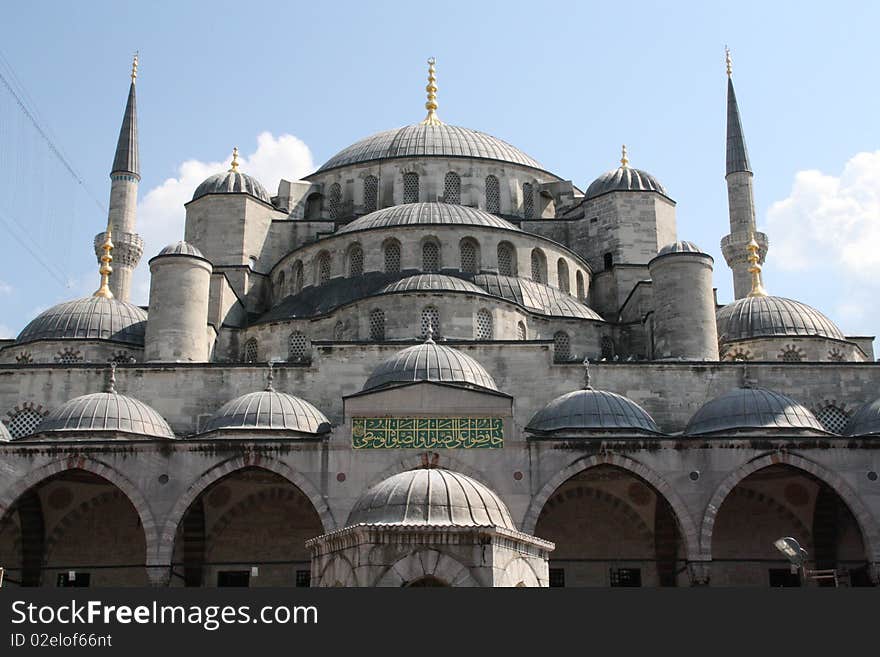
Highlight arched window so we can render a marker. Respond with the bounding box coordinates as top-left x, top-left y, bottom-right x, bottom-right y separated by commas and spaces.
475, 309, 493, 340
553, 331, 570, 362
557, 259, 570, 293
517, 321, 527, 340
384, 239, 401, 274
421, 306, 440, 338
604, 253, 614, 271
485, 175, 500, 214
369, 309, 385, 341
460, 239, 480, 274
363, 175, 378, 213
522, 182, 534, 219
403, 172, 420, 204
497, 242, 516, 276
815, 405, 849, 434
277, 270, 286, 296
288, 331, 309, 362
576, 271, 585, 301
5, 407, 45, 439
293, 261, 304, 294
305, 192, 323, 220
601, 336, 615, 360
347, 244, 364, 277
334, 321, 344, 341
422, 240, 440, 272
316, 251, 331, 285
328, 183, 342, 220
531, 248, 547, 283
243, 338, 258, 363
443, 172, 461, 204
